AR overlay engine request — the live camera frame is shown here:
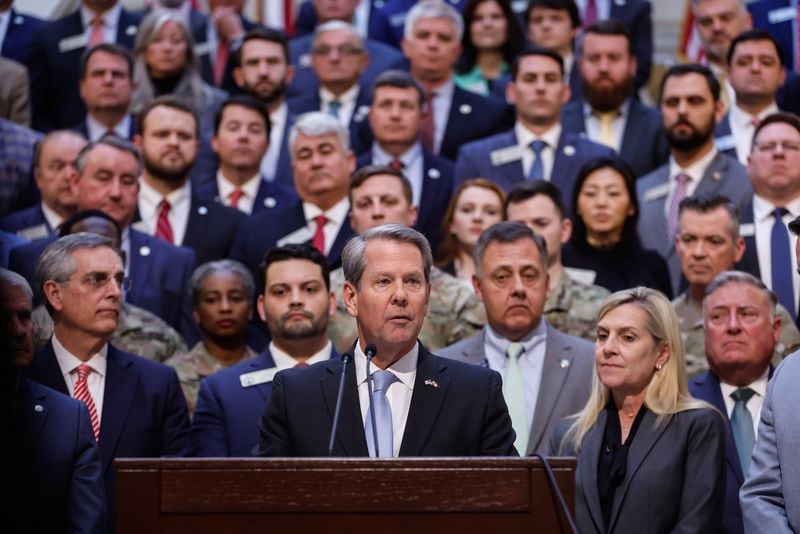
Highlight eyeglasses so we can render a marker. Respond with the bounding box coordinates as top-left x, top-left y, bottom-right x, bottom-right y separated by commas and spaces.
753, 140, 800, 154
311, 44, 364, 57
69, 271, 132, 292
